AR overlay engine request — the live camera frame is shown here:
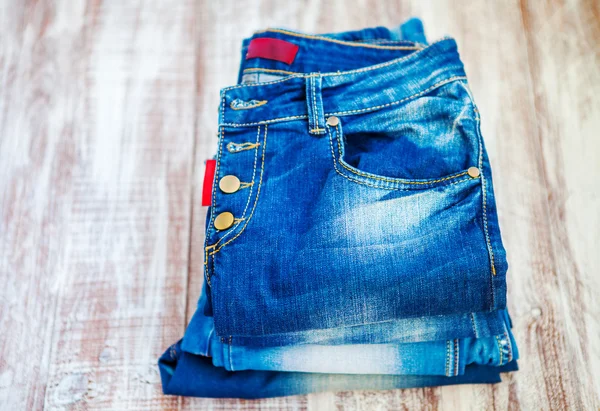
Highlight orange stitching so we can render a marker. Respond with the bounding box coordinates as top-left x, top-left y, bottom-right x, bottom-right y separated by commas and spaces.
332, 123, 470, 185
208, 126, 262, 249
221, 38, 454, 92
253, 28, 423, 50
243, 67, 297, 75
209, 125, 268, 256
